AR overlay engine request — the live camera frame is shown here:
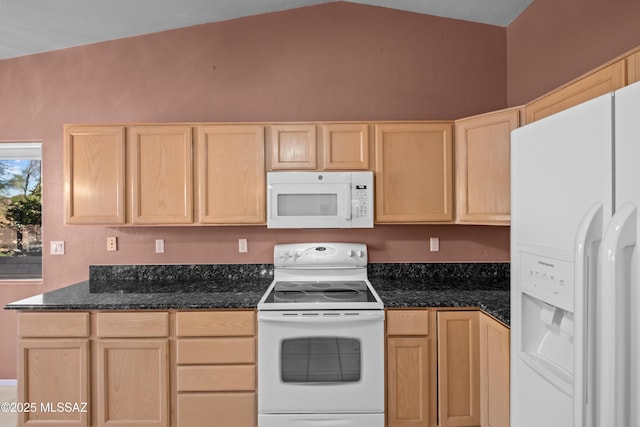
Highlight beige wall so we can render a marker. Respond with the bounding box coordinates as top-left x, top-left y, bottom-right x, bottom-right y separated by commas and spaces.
0, 2, 509, 379
507, 0, 640, 106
